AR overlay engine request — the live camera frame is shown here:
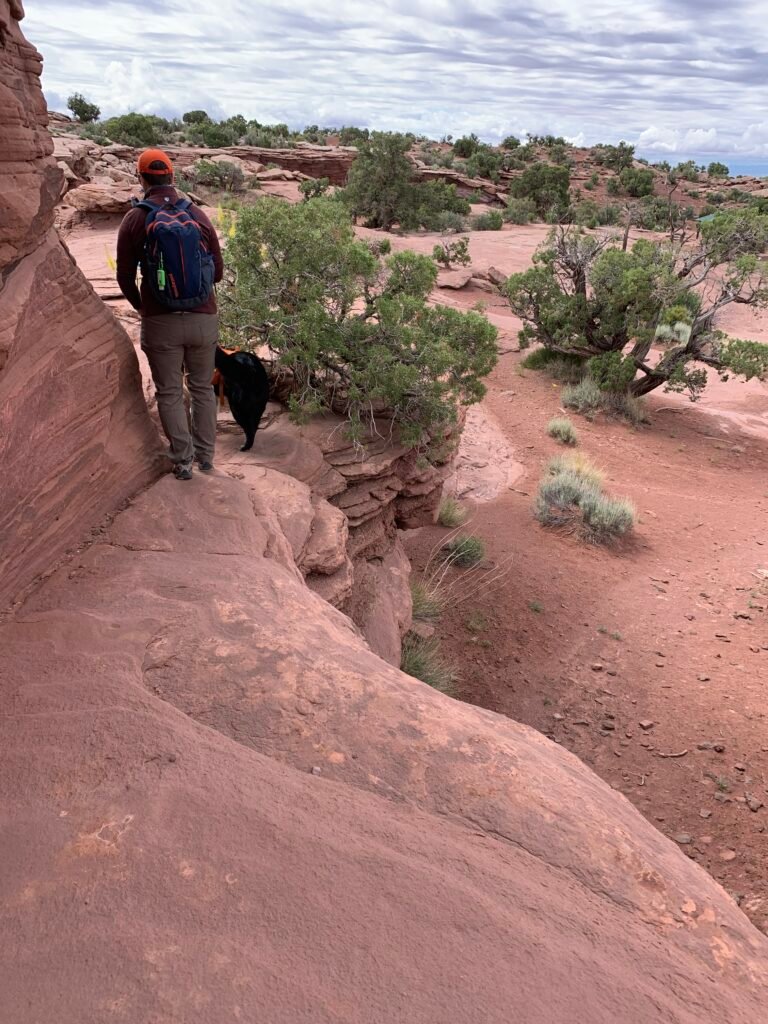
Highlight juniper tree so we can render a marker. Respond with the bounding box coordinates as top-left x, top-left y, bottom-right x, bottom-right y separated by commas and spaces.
220, 197, 498, 448
505, 211, 768, 400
